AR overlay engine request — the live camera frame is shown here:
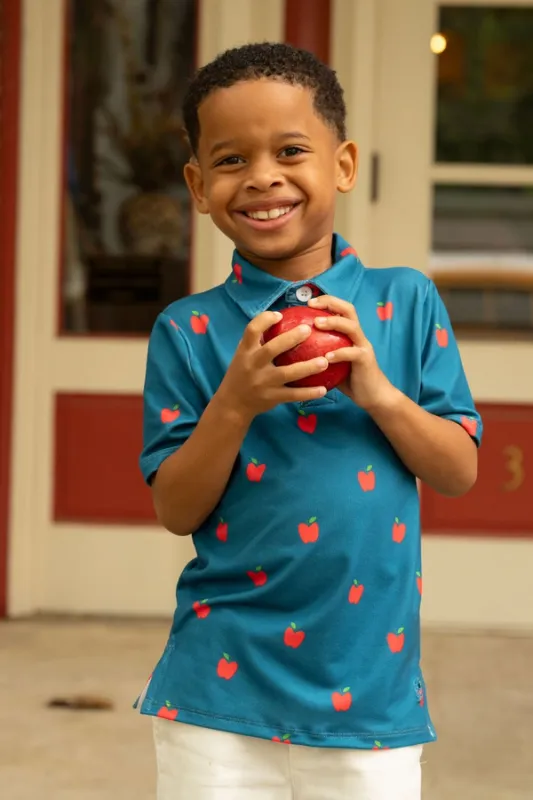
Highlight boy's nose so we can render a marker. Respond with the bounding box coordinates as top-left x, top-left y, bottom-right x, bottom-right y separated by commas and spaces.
244, 162, 284, 193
